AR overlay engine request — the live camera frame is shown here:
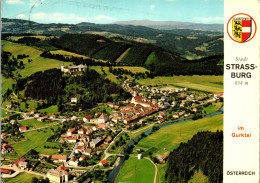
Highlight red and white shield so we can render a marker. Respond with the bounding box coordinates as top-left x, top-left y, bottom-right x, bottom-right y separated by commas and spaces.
232, 17, 252, 42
